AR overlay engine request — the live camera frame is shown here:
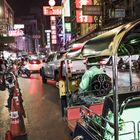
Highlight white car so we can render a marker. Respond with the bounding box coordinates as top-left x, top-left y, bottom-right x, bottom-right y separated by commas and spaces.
40, 52, 65, 83
25, 59, 43, 73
